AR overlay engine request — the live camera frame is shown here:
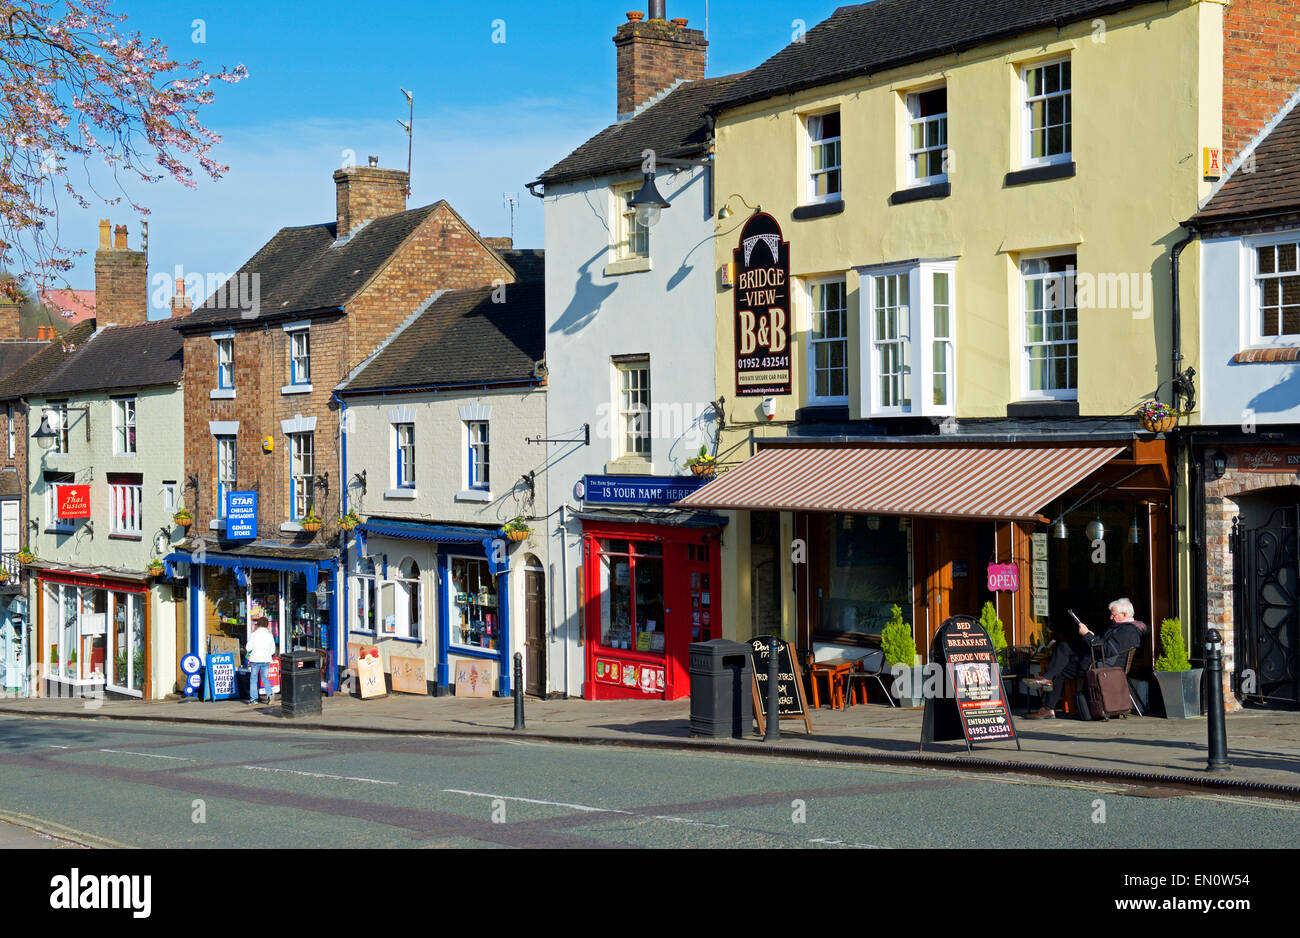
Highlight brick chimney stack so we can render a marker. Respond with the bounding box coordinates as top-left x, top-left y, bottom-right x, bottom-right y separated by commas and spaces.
171, 277, 193, 316
93, 218, 149, 326
614, 2, 708, 121
0, 293, 18, 341
332, 156, 410, 238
